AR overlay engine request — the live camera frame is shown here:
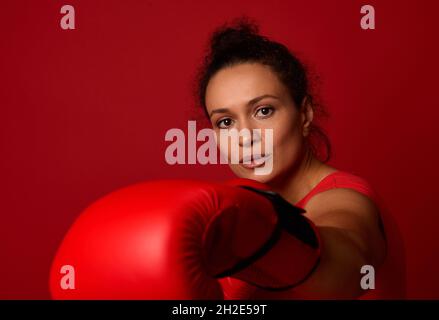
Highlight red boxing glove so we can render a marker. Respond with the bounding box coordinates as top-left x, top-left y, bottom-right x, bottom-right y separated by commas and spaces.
49, 179, 321, 299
